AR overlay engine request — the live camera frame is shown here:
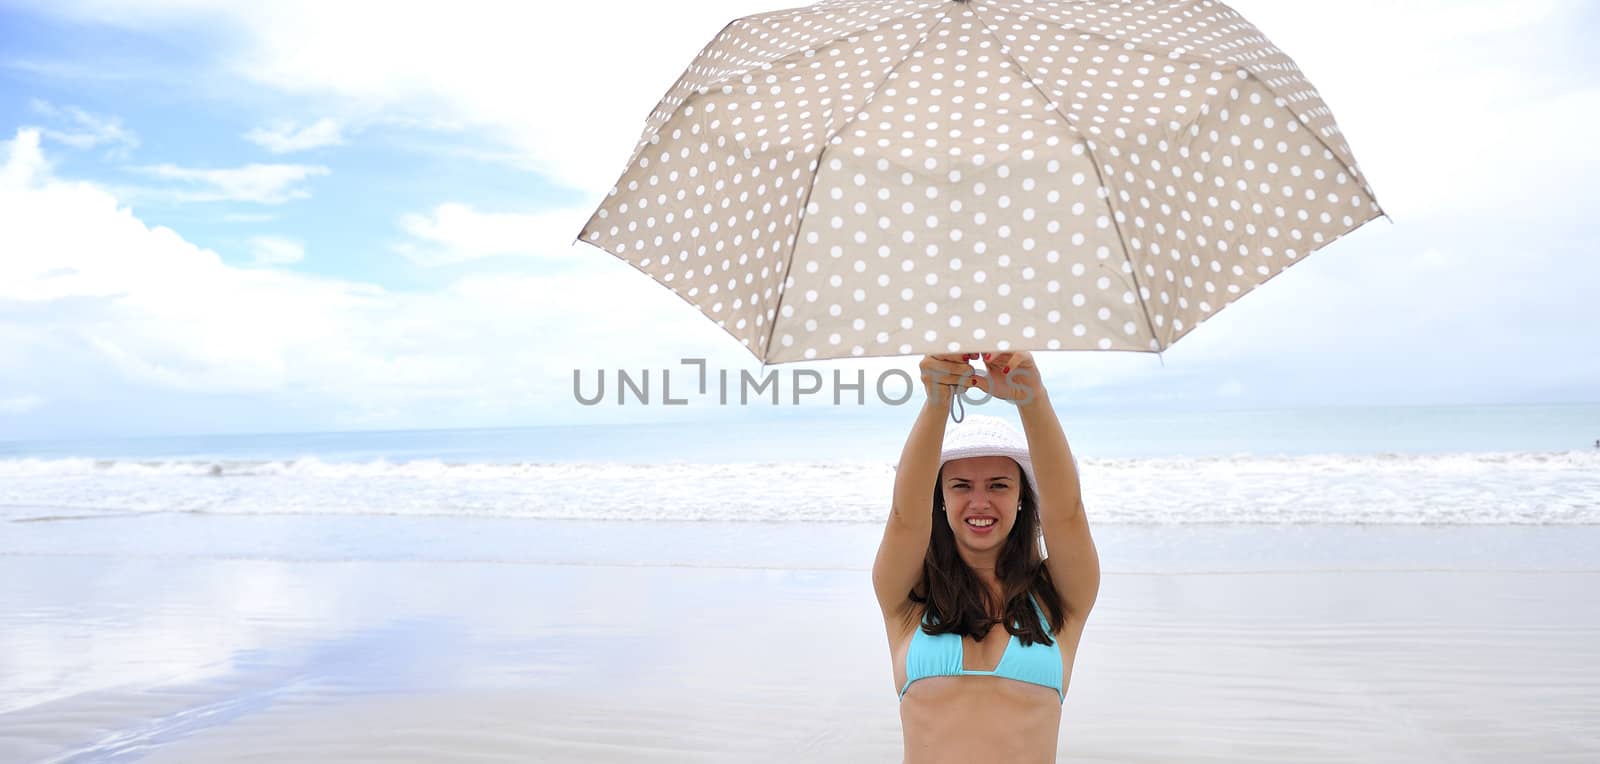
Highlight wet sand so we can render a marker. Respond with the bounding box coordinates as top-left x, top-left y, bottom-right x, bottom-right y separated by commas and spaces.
2, 521, 1598, 762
